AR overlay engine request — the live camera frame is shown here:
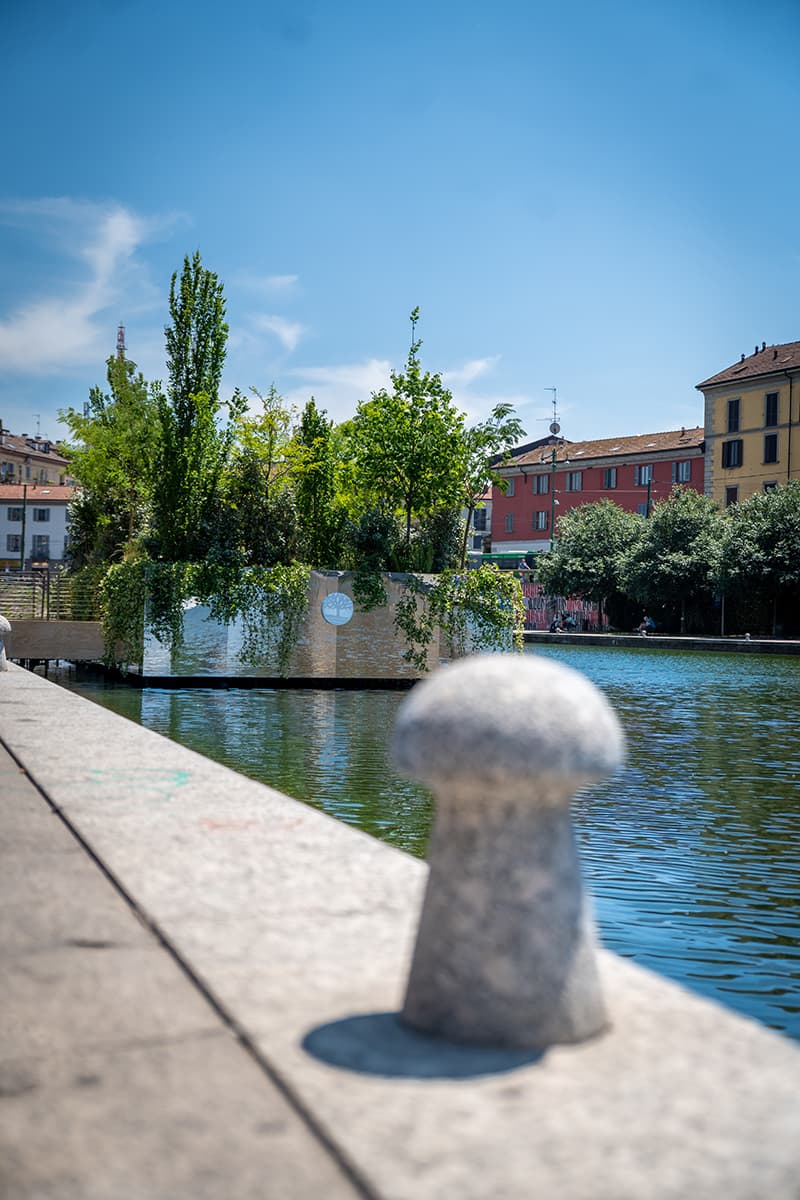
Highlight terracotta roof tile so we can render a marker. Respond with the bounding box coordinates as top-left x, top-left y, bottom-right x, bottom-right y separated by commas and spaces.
507, 427, 704, 469
0, 484, 74, 501
697, 341, 800, 389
